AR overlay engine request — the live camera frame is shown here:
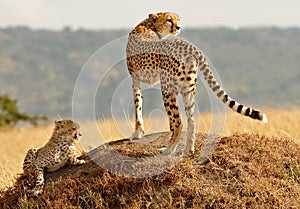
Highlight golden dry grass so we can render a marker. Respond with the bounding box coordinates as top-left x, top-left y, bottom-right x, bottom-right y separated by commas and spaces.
0, 108, 299, 191
96, 108, 300, 143
1, 132, 300, 208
